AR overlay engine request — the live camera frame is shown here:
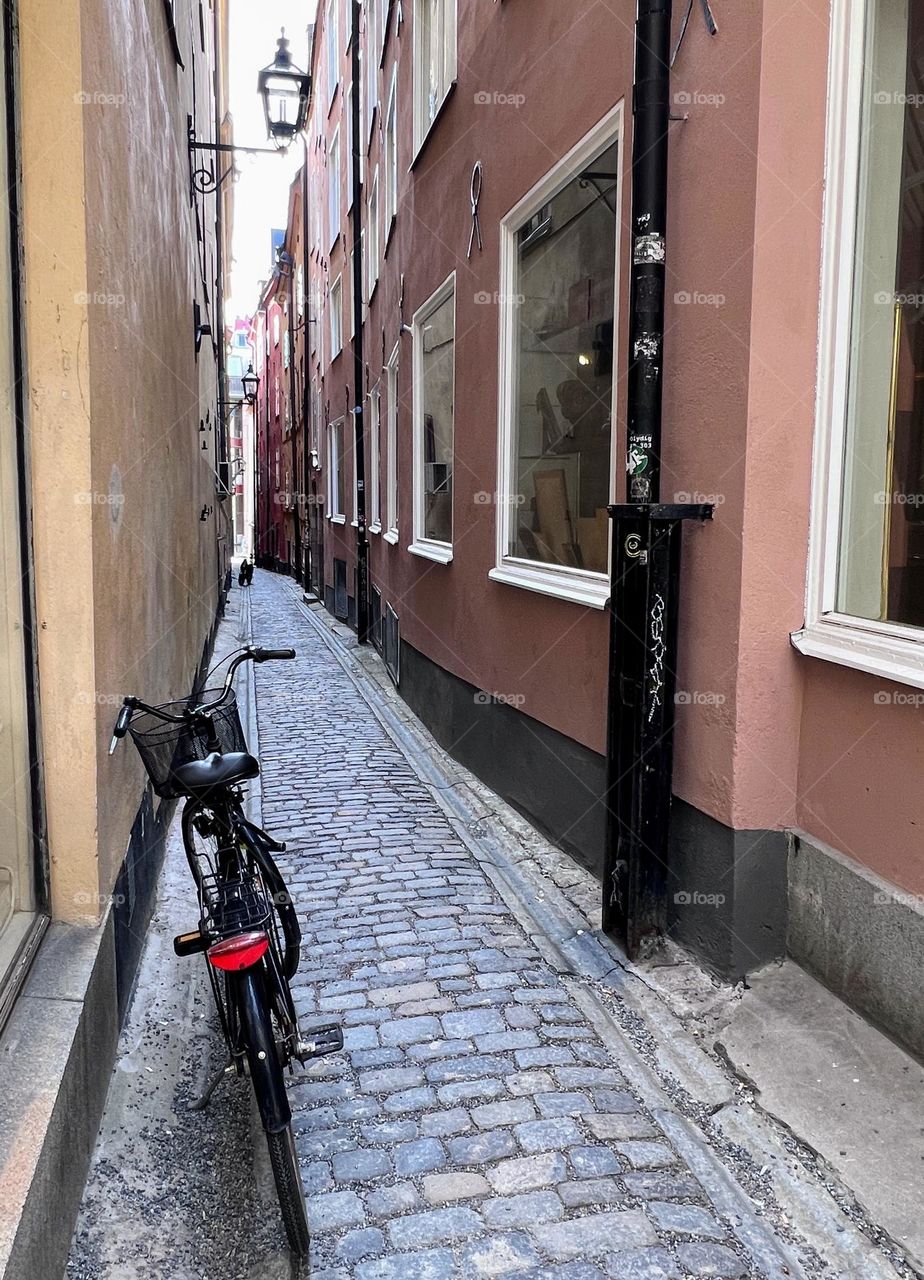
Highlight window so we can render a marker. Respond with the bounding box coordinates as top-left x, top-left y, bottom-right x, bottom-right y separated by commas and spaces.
413, 0, 457, 152
311, 386, 321, 462
328, 127, 341, 248
385, 343, 400, 540
349, 249, 356, 338
795, 0, 924, 684
369, 386, 382, 530
411, 274, 455, 560
0, 15, 41, 1013
490, 108, 622, 609
367, 170, 380, 298
326, 0, 339, 107
330, 274, 343, 360
345, 84, 354, 210
365, 0, 378, 137
328, 418, 346, 520
384, 67, 398, 233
